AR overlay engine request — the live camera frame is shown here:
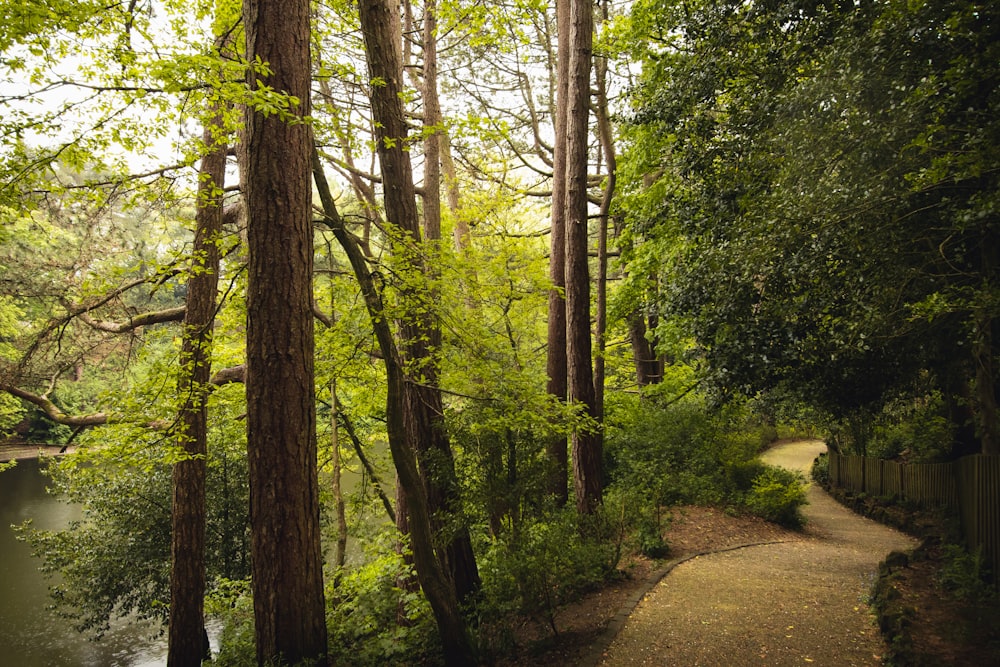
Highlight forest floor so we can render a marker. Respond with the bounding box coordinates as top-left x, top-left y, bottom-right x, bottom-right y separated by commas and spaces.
499, 440, 1000, 666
